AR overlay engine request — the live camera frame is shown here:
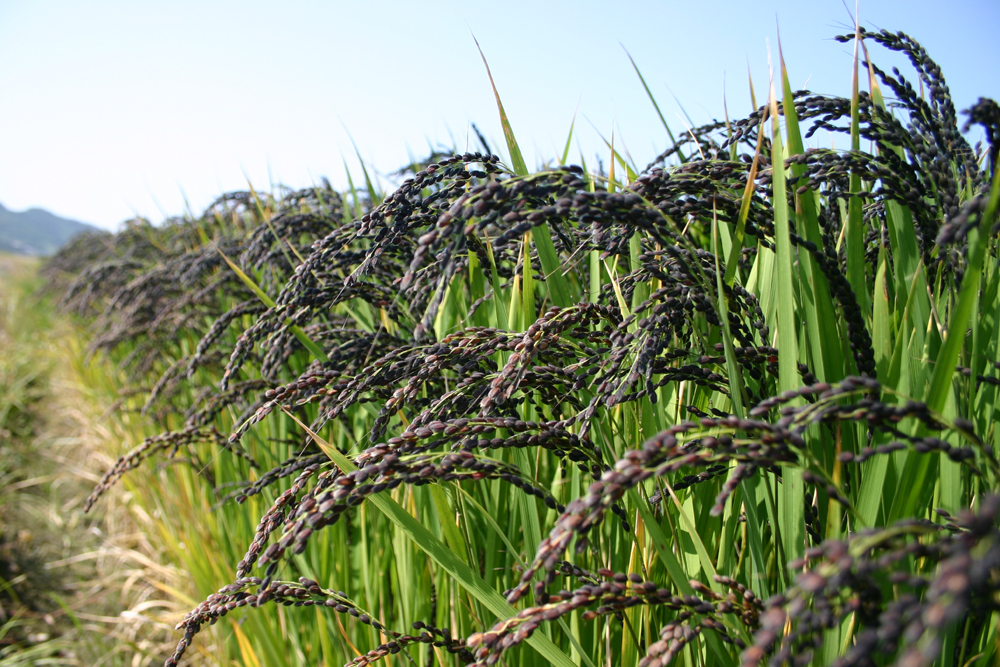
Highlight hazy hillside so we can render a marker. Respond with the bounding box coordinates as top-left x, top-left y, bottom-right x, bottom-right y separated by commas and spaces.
0, 203, 102, 256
